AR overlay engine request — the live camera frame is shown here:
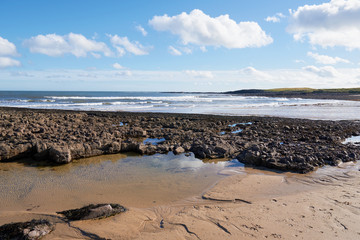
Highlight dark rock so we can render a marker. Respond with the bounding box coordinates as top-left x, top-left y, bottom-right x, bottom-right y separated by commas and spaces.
57, 203, 126, 221
1, 108, 360, 173
0, 219, 54, 240
0, 144, 11, 161
49, 146, 71, 163
127, 127, 146, 137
